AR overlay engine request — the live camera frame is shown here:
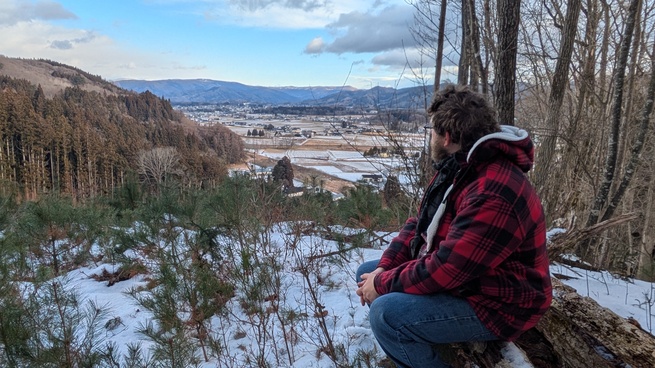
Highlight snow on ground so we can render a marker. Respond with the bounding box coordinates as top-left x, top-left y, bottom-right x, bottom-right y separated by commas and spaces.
327, 150, 365, 160
284, 150, 331, 160
56, 226, 655, 367
60, 265, 155, 353
259, 148, 412, 184
305, 165, 367, 182
550, 262, 655, 332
